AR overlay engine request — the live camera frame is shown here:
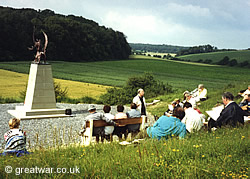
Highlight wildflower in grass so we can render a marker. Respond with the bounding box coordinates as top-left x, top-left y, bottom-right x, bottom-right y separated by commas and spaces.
172, 149, 176, 152
228, 155, 232, 157
176, 149, 180, 152
241, 136, 245, 139
151, 153, 154, 156
160, 156, 162, 158
202, 155, 205, 158
163, 143, 167, 146
136, 150, 139, 152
